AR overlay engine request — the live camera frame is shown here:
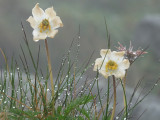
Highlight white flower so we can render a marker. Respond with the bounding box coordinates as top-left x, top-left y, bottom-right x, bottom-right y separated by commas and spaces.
94, 49, 130, 78
27, 3, 63, 42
